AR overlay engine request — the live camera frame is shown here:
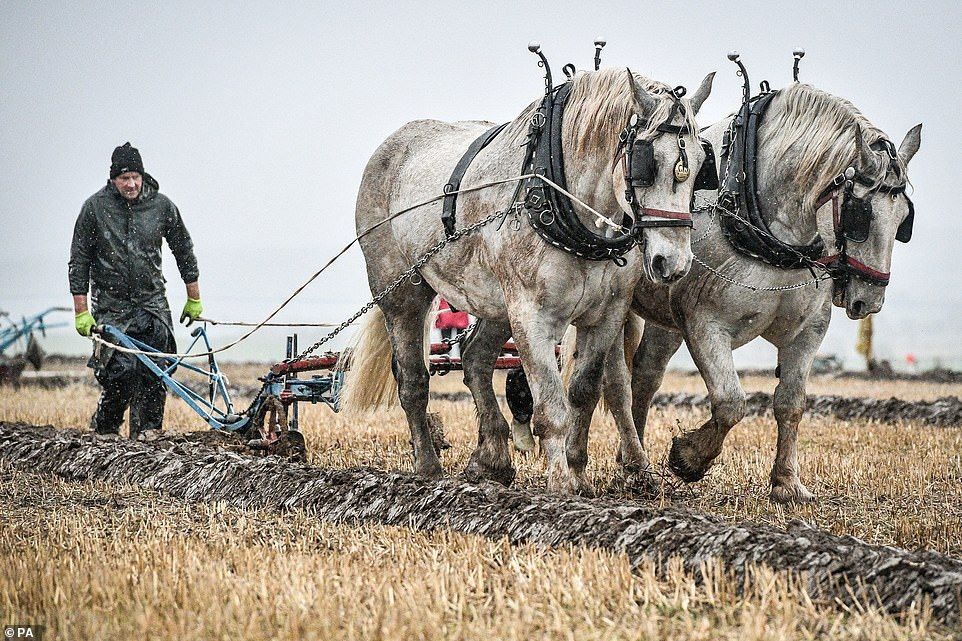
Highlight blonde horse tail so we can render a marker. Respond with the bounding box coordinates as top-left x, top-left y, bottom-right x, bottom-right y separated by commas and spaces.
338, 300, 438, 414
